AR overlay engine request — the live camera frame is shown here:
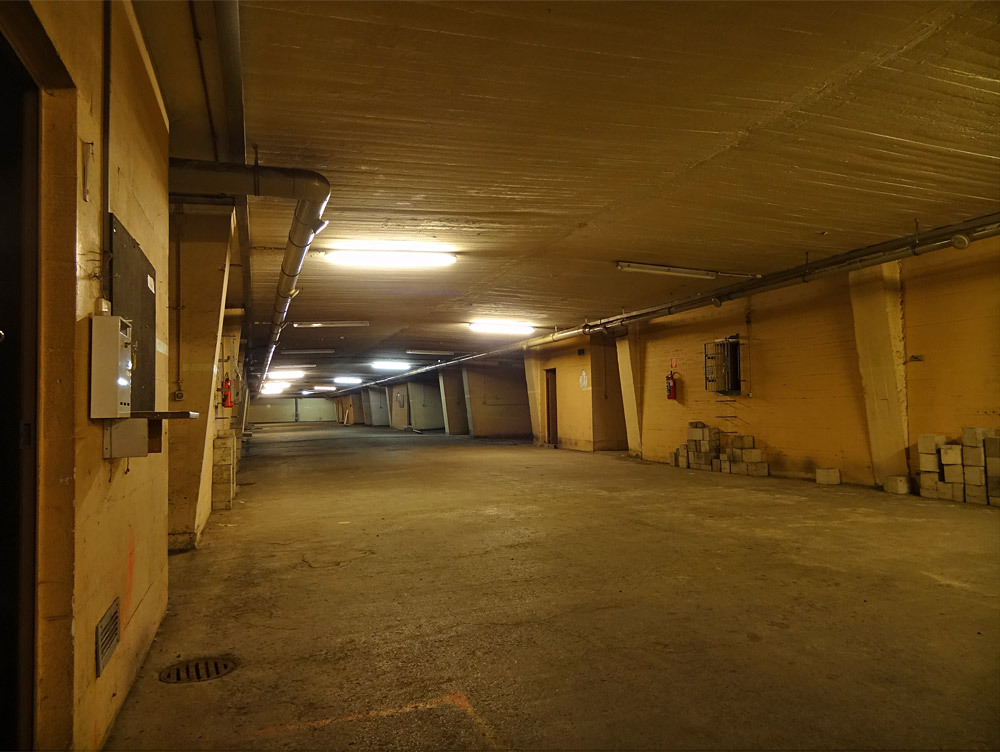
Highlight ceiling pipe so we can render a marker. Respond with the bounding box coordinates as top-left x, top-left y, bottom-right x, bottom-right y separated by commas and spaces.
169, 158, 331, 388
344, 213, 1000, 393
